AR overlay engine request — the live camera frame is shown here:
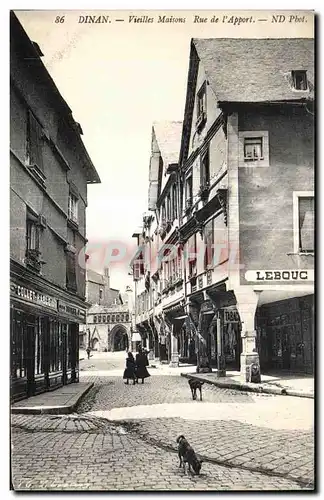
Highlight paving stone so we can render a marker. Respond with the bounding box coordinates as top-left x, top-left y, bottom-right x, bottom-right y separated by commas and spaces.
10, 355, 314, 491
